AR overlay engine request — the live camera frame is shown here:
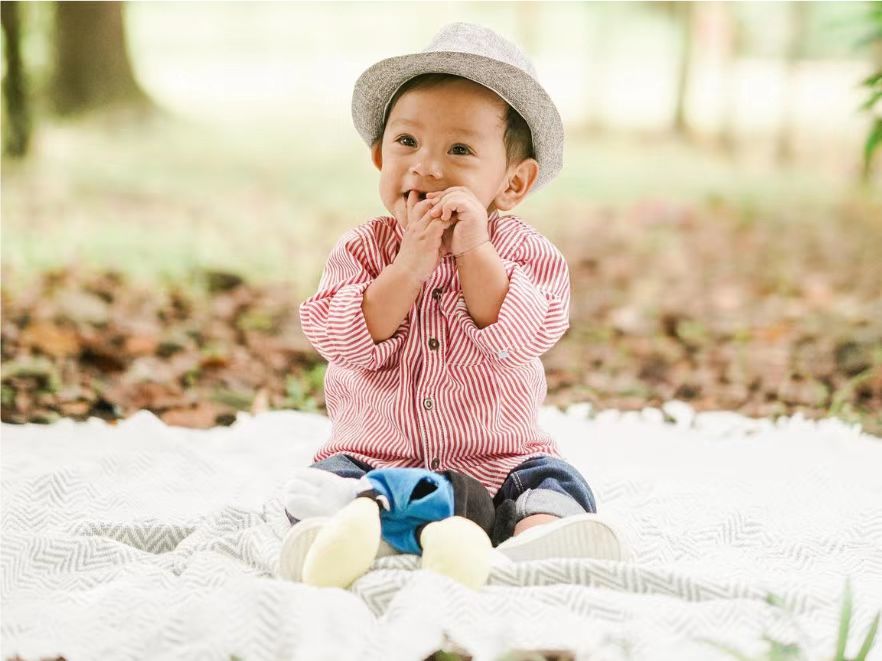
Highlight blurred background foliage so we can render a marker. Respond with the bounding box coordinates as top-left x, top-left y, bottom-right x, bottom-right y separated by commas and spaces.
1, 1, 881, 433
